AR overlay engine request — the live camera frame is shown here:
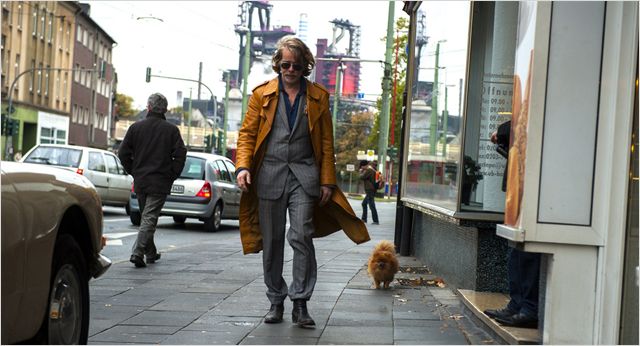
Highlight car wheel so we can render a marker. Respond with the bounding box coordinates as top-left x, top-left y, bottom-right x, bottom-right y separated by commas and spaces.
125, 202, 131, 215
130, 211, 141, 226
173, 216, 186, 224
203, 203, 222, 232
46, 234, 89, 344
